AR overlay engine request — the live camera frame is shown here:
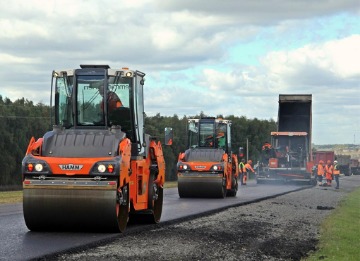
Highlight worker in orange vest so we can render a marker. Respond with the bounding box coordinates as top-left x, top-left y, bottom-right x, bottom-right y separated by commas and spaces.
238, 159, 247, 185
317, 160, 325, 186
262, 141, 272, 151
99, 85, 123, 112
244, 160, 255, 185
324, 160, 333, 186
333, 160, 340, 189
